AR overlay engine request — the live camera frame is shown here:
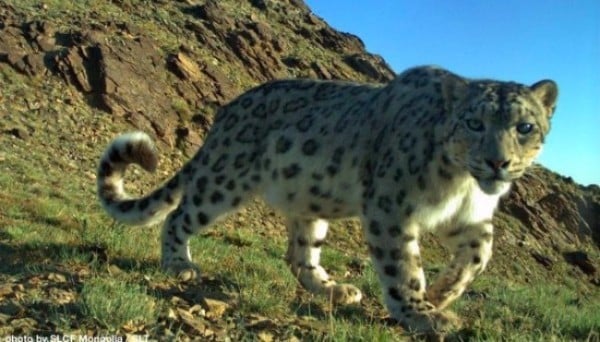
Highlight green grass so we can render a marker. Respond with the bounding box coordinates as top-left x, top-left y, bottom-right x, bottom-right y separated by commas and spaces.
453, 276, 600, 341
80, 277, 158, 329
488, 284, 599, 339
